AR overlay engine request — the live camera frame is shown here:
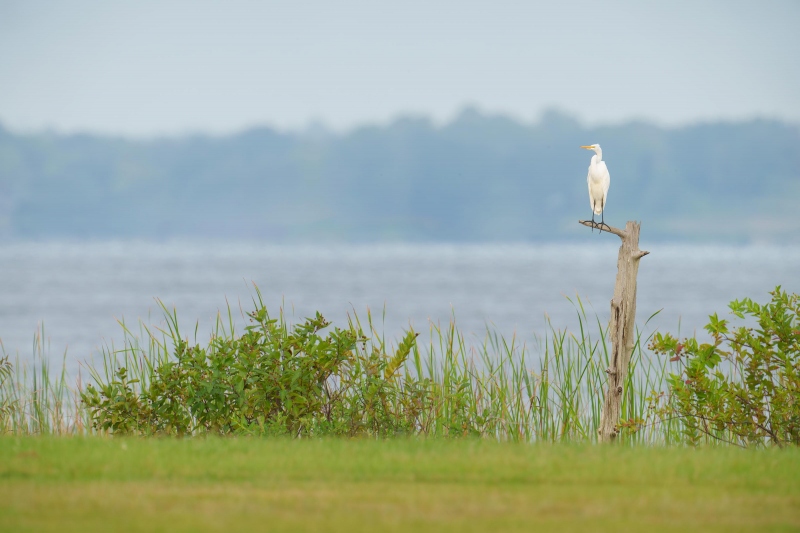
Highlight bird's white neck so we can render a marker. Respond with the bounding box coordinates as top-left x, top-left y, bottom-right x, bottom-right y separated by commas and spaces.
593, 148, 603, 162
